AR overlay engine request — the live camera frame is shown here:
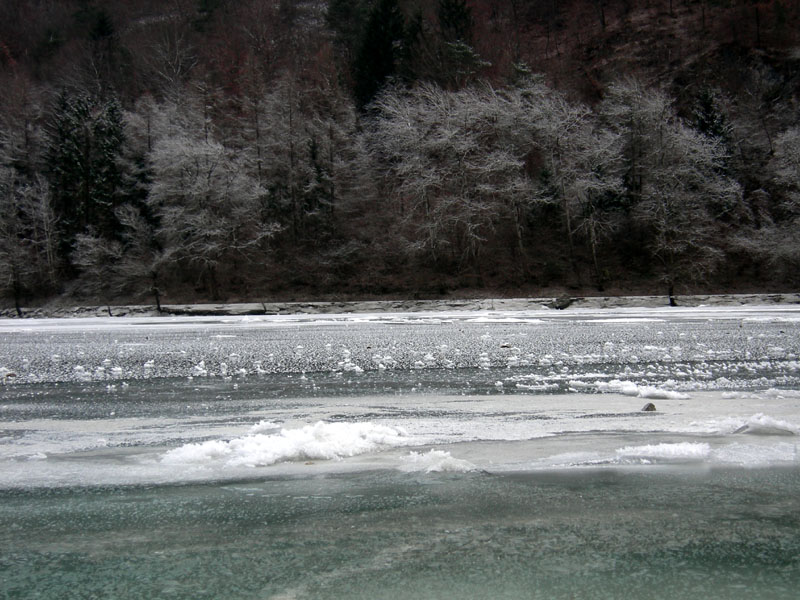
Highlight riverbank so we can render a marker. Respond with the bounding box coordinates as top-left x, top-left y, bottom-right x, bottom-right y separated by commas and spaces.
2, 292, 799, 319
